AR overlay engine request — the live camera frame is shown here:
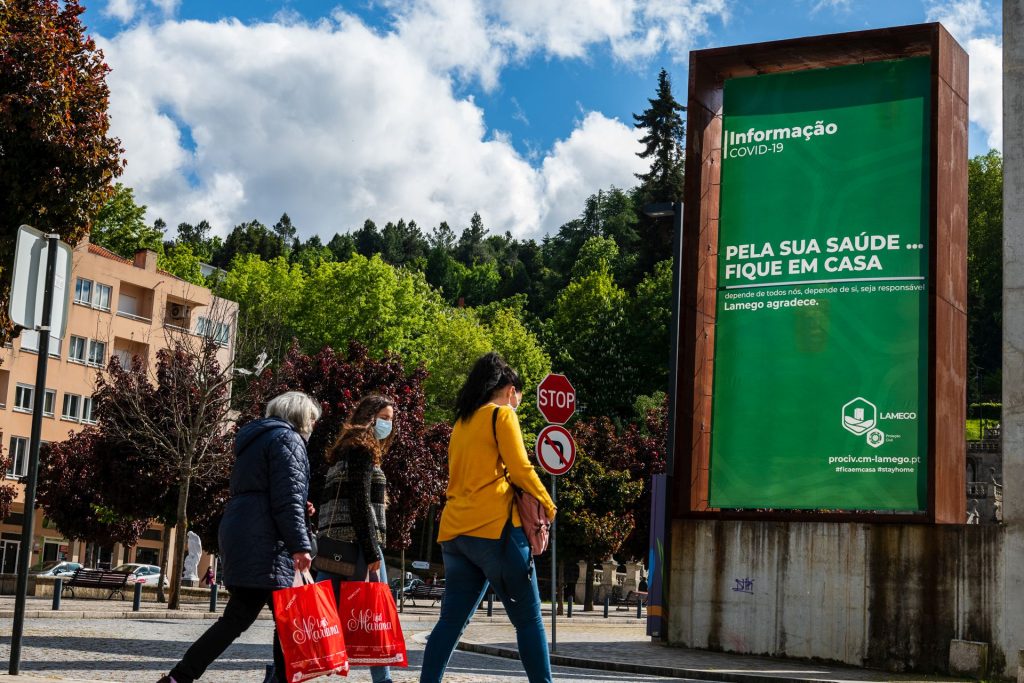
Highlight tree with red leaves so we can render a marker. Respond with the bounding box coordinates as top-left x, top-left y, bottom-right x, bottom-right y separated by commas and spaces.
93, 333, 234, 609
37, 429, 149, 555
0, 0, 124, 345
239, 342, 450, 556
0, 435, 19, 522
555, 401, 666, 610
